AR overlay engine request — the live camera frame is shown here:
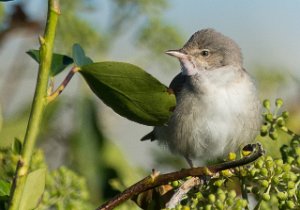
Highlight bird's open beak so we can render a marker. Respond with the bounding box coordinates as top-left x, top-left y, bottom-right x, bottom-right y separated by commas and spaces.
165, 49, 198, 76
